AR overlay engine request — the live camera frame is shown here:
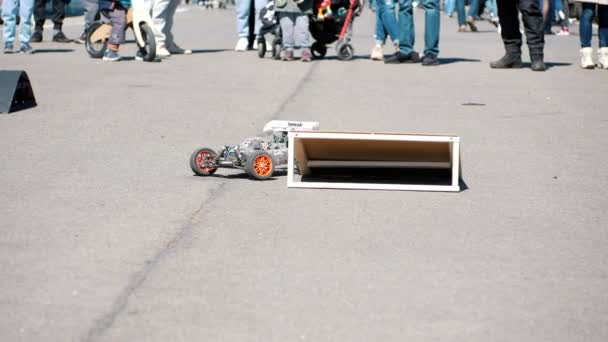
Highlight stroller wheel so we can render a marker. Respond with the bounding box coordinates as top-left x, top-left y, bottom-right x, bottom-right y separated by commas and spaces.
85, 22, 108, 59
272, 41, 281, 60
138, 23, 157, 62
257, 38, 266, 58
311, 42, 327, 59
336, 41, 354, 61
